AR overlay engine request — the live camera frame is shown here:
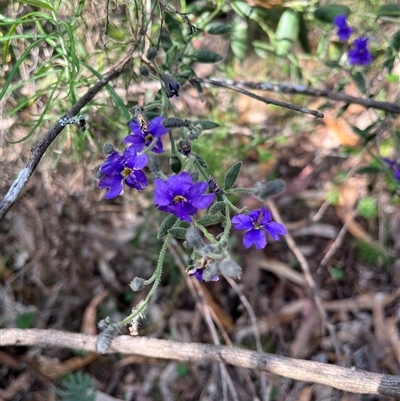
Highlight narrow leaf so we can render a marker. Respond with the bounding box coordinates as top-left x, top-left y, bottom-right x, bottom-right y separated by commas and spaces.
224, 161, 242, 190
190, 50, 223, 63
314, 5, 351, 23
